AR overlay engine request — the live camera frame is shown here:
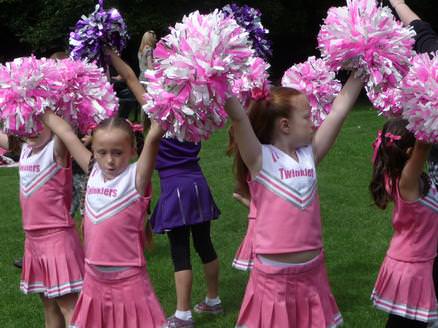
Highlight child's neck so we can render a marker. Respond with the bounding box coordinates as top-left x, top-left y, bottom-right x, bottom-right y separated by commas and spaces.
272, 140, 301, 161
